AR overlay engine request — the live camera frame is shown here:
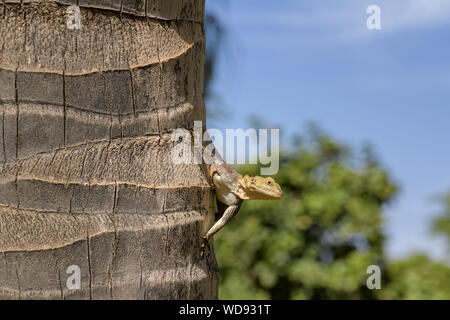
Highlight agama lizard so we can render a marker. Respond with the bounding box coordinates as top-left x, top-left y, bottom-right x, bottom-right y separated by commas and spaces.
202, 147, 283, 241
